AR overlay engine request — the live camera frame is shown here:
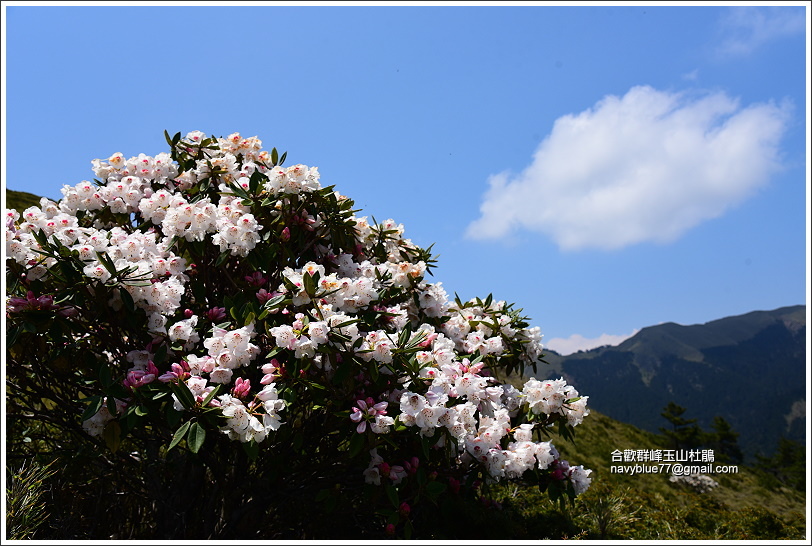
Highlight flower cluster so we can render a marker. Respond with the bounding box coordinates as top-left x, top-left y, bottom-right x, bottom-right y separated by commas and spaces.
5, 130, 593, 516
522, 377, 590, 426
